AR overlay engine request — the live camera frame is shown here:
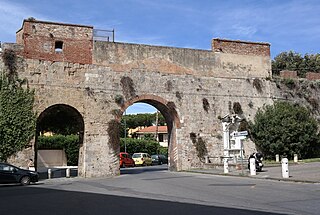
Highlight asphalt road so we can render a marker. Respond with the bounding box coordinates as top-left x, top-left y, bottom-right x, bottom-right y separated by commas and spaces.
1, 165, 319, 215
